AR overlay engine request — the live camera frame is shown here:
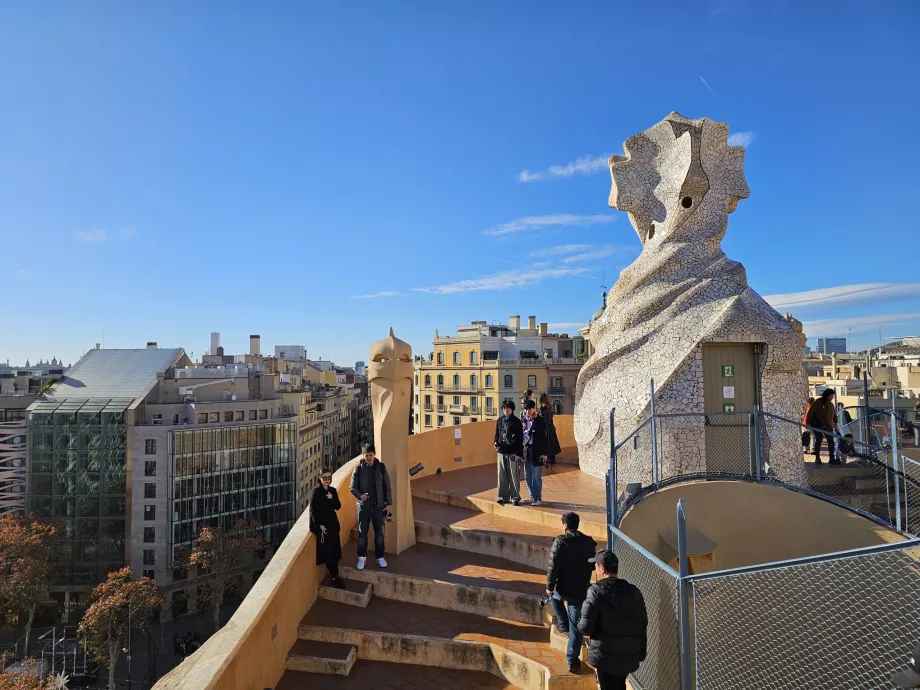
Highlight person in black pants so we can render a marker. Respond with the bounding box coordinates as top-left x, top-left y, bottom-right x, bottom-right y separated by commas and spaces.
309, 468, 345, 588
578, 550, 648, 690
546, 512, 597, 672
350, 443, 393, 570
